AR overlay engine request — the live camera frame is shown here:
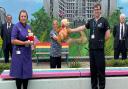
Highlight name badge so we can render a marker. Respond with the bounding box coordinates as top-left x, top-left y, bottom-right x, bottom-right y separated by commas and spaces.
91, 34, 95, 39
16, 50, 21, 55
53, 33, 57, 37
